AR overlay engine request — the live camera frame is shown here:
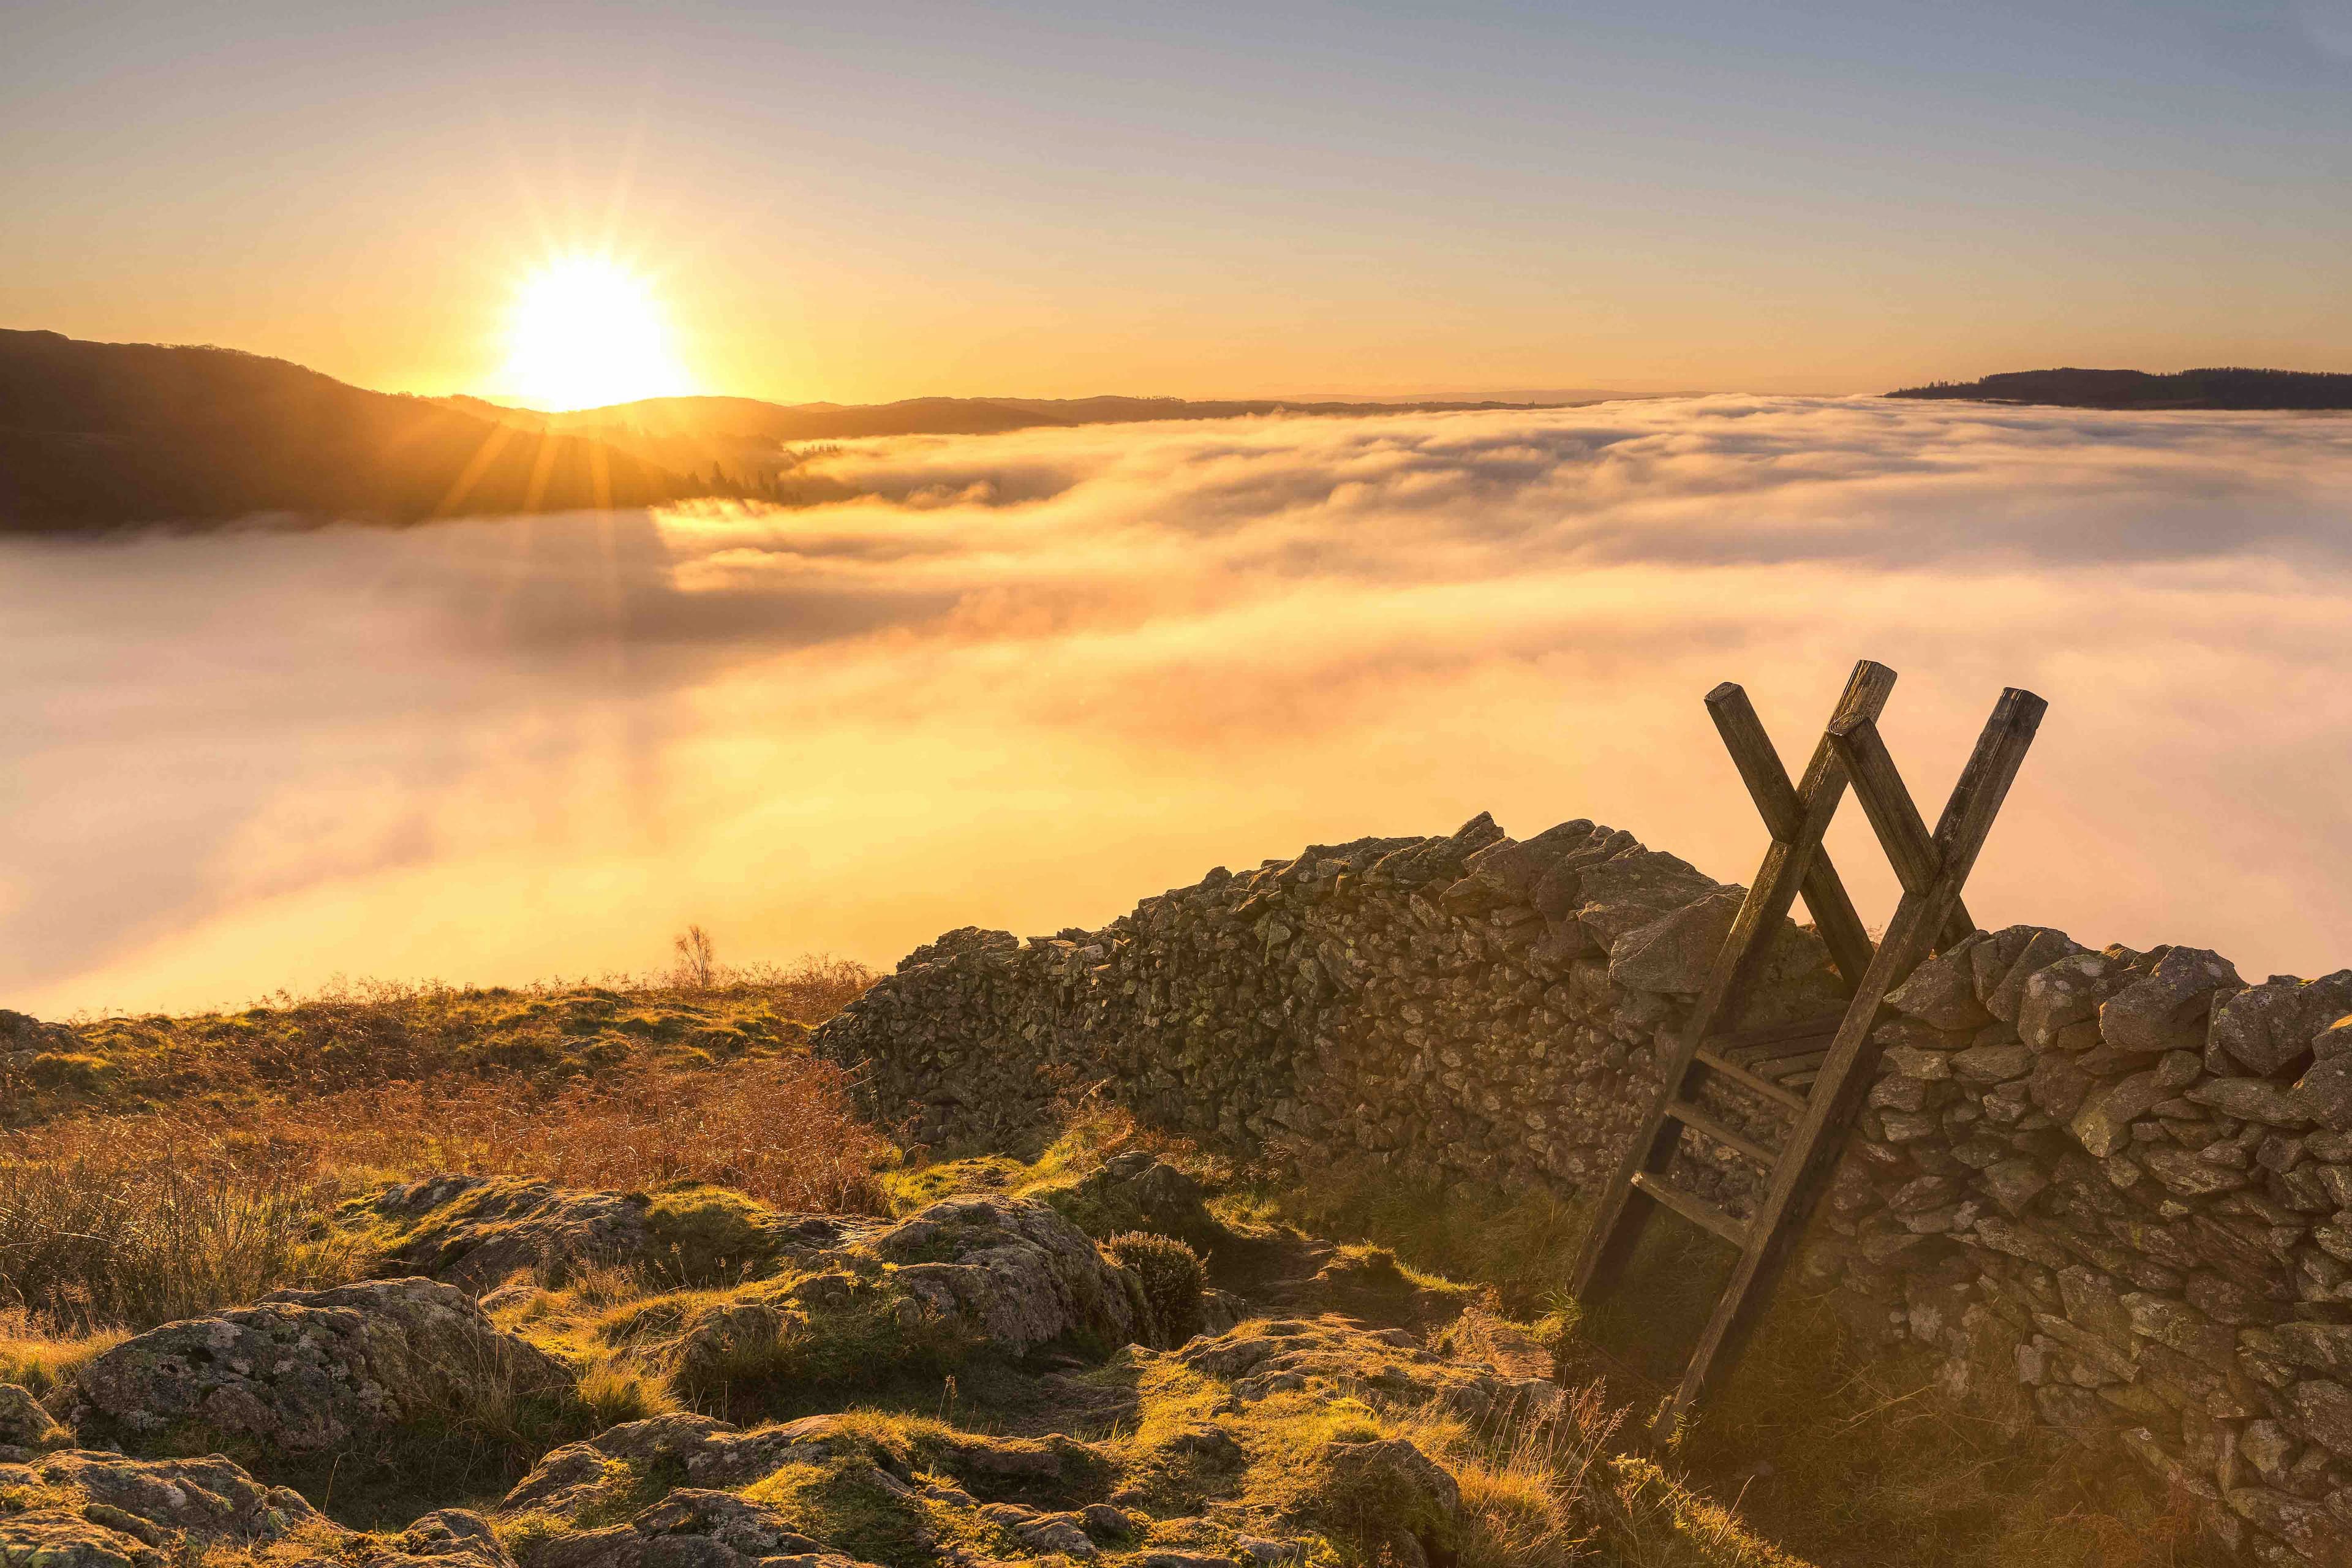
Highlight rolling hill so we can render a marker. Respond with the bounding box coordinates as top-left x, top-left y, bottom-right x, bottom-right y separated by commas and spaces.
0, 331, 734, 532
